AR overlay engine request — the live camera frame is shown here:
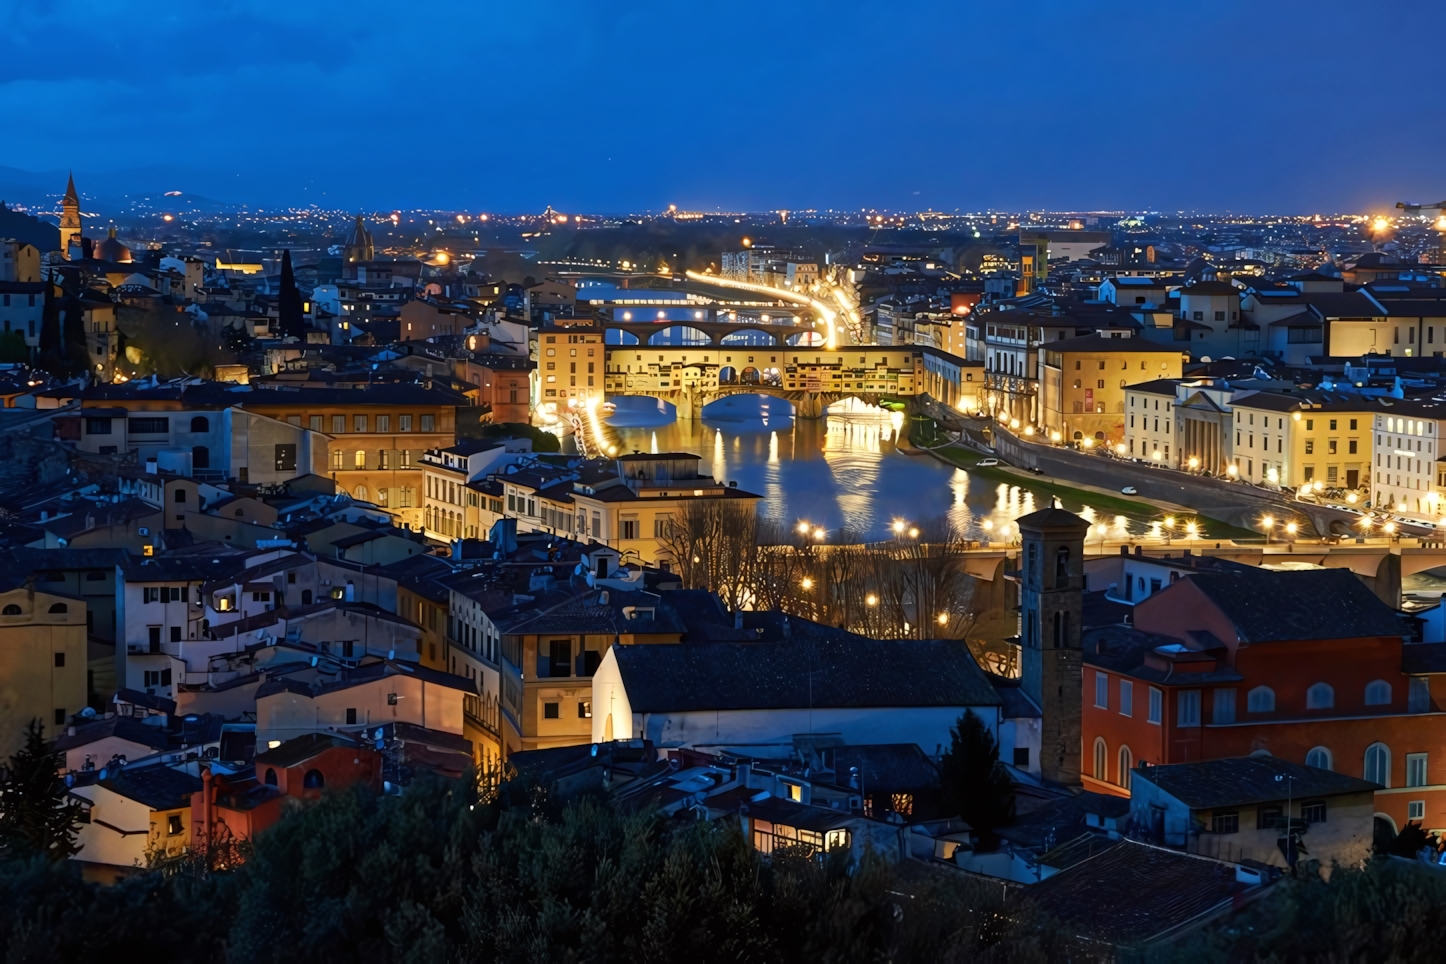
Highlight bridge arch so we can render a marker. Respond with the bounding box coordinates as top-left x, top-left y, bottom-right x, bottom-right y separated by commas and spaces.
719, 365, 737, 384
786, 330, 824, 347
605, 329, 639, 345
647, 325, 711, 346
720, 329, 778, 347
